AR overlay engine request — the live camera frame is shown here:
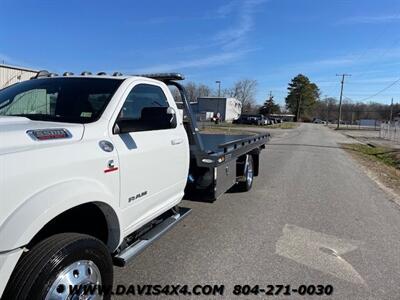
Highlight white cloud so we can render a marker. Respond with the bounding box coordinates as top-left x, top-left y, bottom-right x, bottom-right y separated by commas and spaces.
339, 14, 400, 24
133, 1, 241, 26
133, 48, 257, 73
280, 47, 400, 75
130, 0, 267, 73
254, 46, 400, 101
214, 1, 238, 18
314, 57, 356, 66
214, 0, 267, 49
